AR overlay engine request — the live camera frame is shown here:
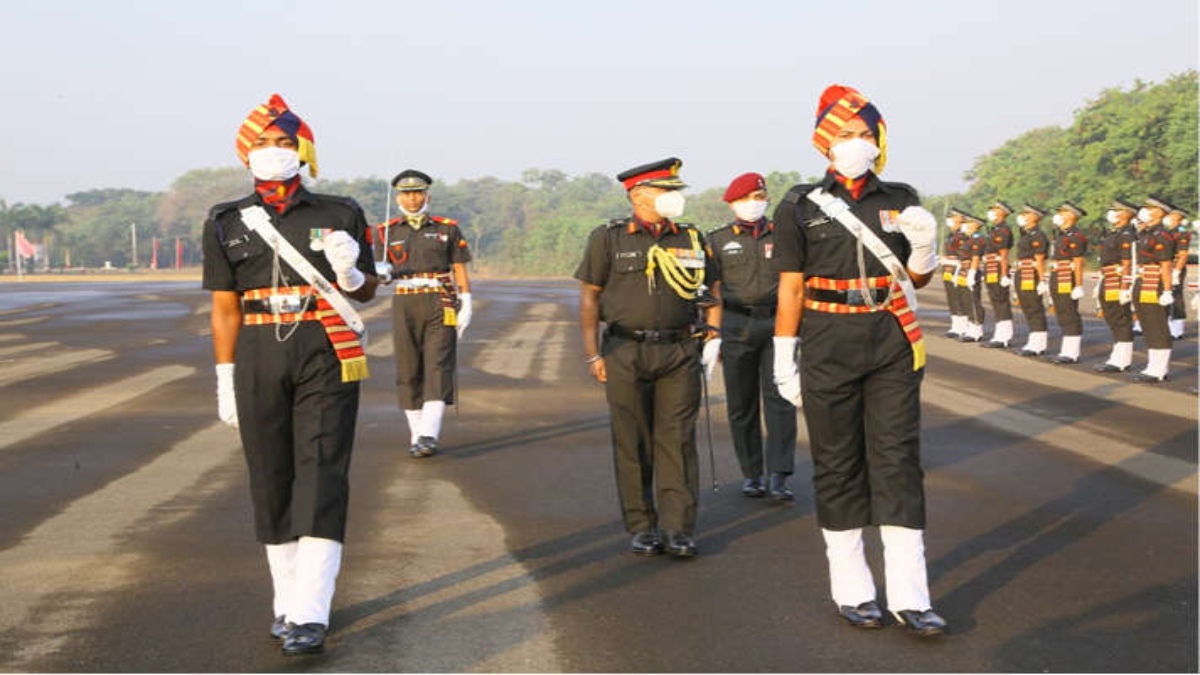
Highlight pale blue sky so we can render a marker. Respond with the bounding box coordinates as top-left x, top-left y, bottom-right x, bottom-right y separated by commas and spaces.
0, 0, 1196, 205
